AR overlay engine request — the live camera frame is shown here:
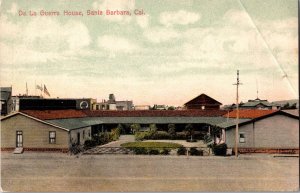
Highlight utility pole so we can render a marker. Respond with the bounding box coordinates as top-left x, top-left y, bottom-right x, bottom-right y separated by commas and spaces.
26, 82, 28, 96
233, 70, 242, 157
256, 79, 259, 99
